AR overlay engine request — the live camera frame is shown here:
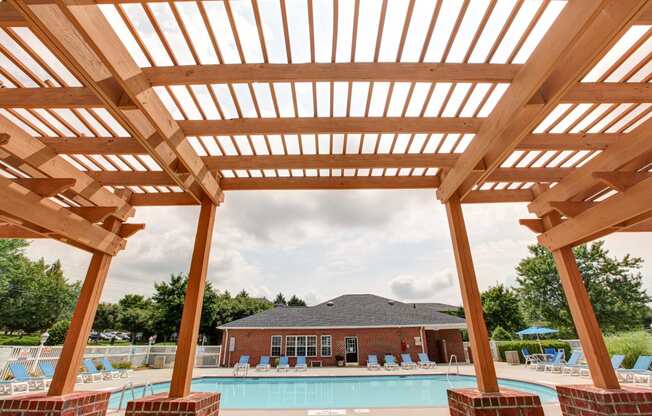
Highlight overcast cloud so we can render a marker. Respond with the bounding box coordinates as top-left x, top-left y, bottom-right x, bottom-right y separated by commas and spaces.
24, 190, 652, 307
